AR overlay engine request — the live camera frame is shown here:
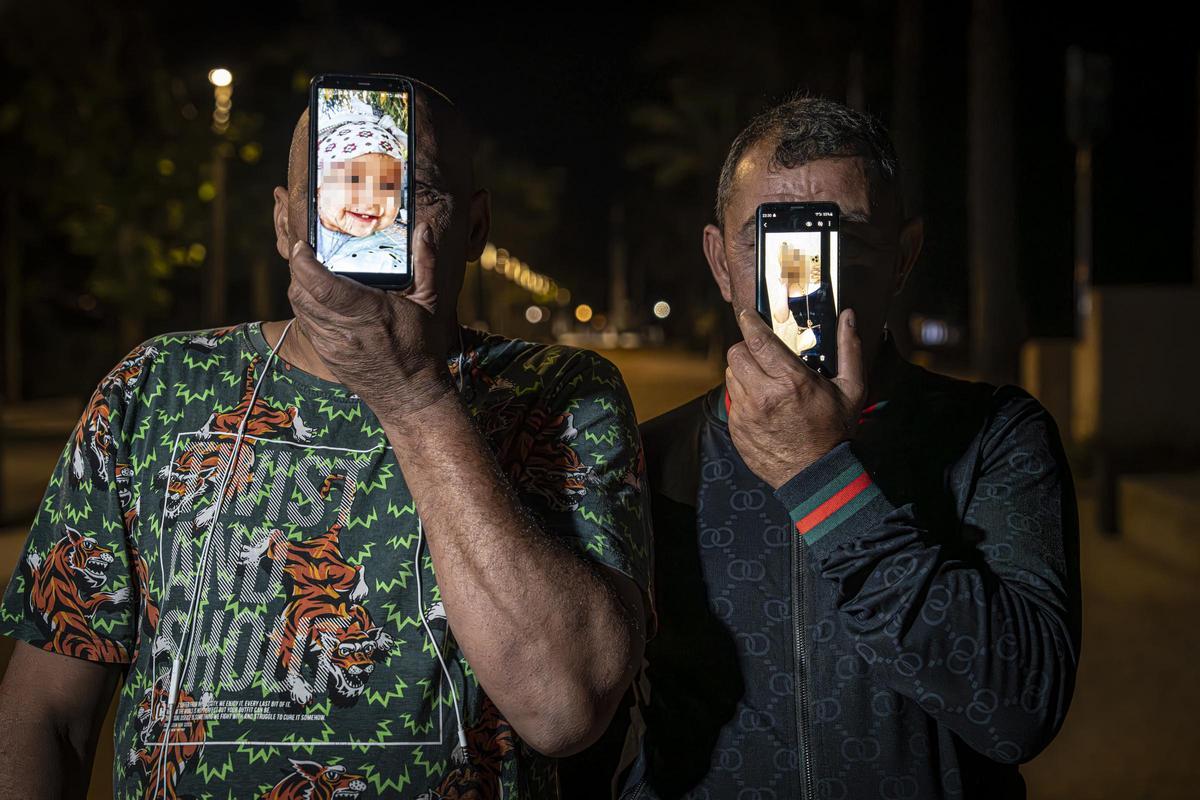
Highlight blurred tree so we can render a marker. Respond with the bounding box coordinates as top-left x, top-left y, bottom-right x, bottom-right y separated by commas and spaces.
474, 138, 565, 268
968, 0, 1023, 384
623, 7, 852, 353
470, 139, 566, 335
0, 4, 266, 352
